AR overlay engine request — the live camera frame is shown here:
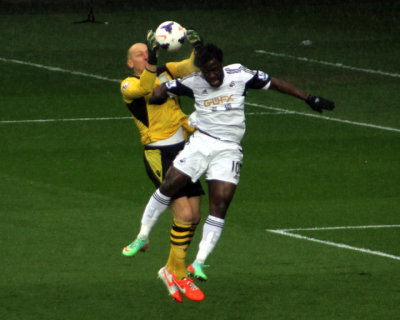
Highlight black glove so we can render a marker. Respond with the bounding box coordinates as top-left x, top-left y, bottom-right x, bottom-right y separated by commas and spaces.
185, 27, 203, 50
306, 95, 335, 113
146, 30, 159, 65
